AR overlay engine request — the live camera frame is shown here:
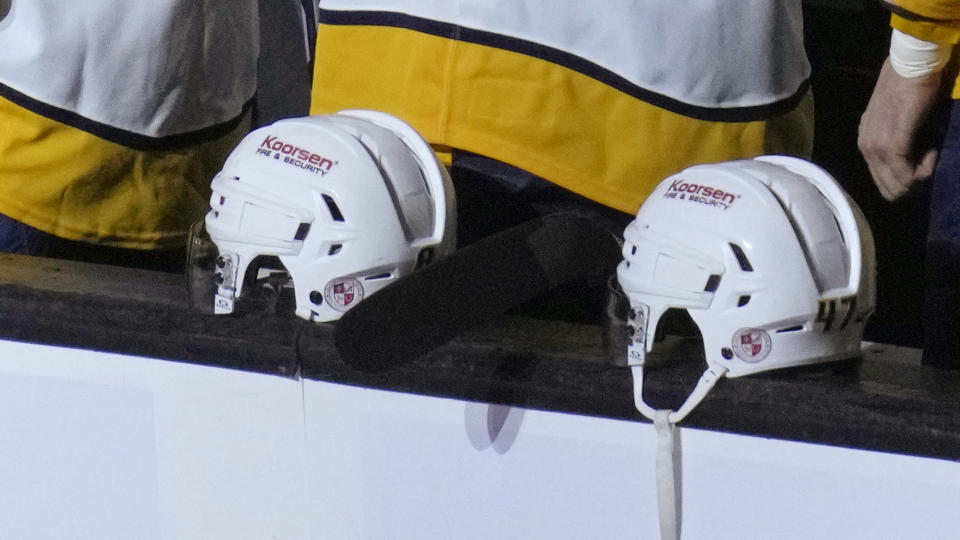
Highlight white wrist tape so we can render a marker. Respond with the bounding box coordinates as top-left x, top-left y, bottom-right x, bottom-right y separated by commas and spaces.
890, 28, 953, 78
